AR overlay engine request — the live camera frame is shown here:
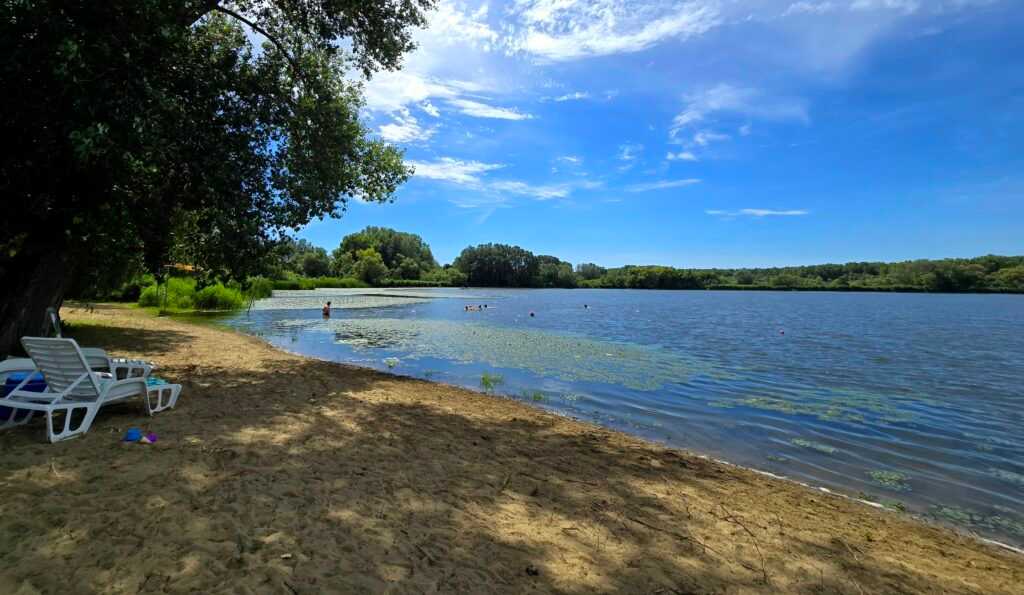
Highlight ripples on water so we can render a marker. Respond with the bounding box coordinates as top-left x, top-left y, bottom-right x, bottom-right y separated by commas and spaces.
223, 288, 1024, 546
